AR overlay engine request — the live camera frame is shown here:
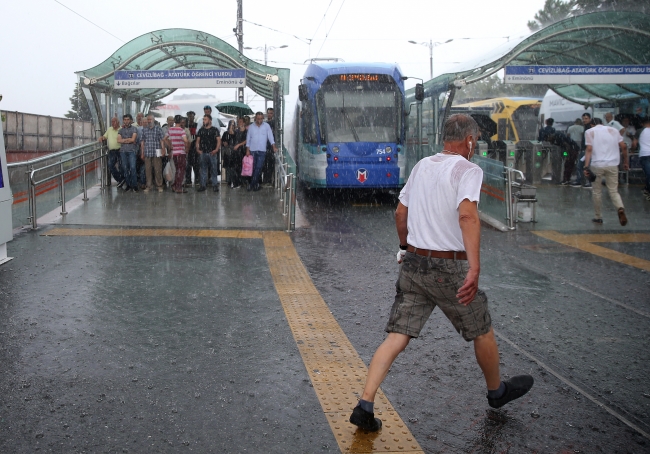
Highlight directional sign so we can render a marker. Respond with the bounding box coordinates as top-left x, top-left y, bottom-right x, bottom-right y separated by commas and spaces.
505, 65, 650, 84
113, 69, 246, 89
